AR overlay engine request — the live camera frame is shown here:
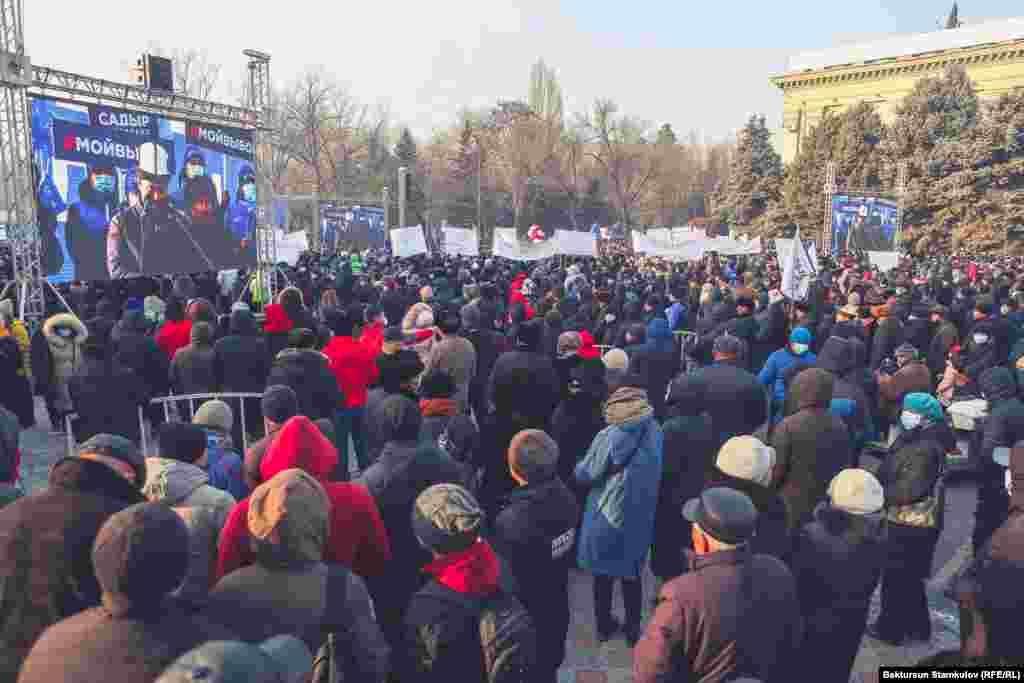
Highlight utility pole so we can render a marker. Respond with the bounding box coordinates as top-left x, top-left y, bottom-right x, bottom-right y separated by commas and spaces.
382, 185, 390, 235
397, 166, 407, 231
